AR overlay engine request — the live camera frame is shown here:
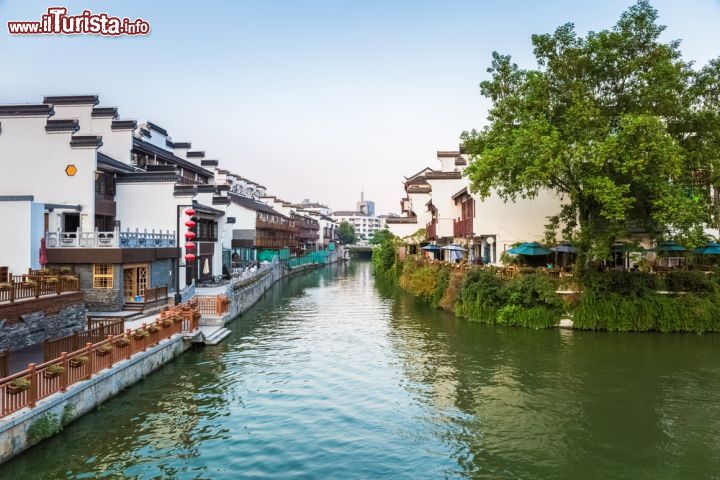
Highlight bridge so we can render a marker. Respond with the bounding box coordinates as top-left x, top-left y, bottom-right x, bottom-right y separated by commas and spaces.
345, 244, 374, 259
